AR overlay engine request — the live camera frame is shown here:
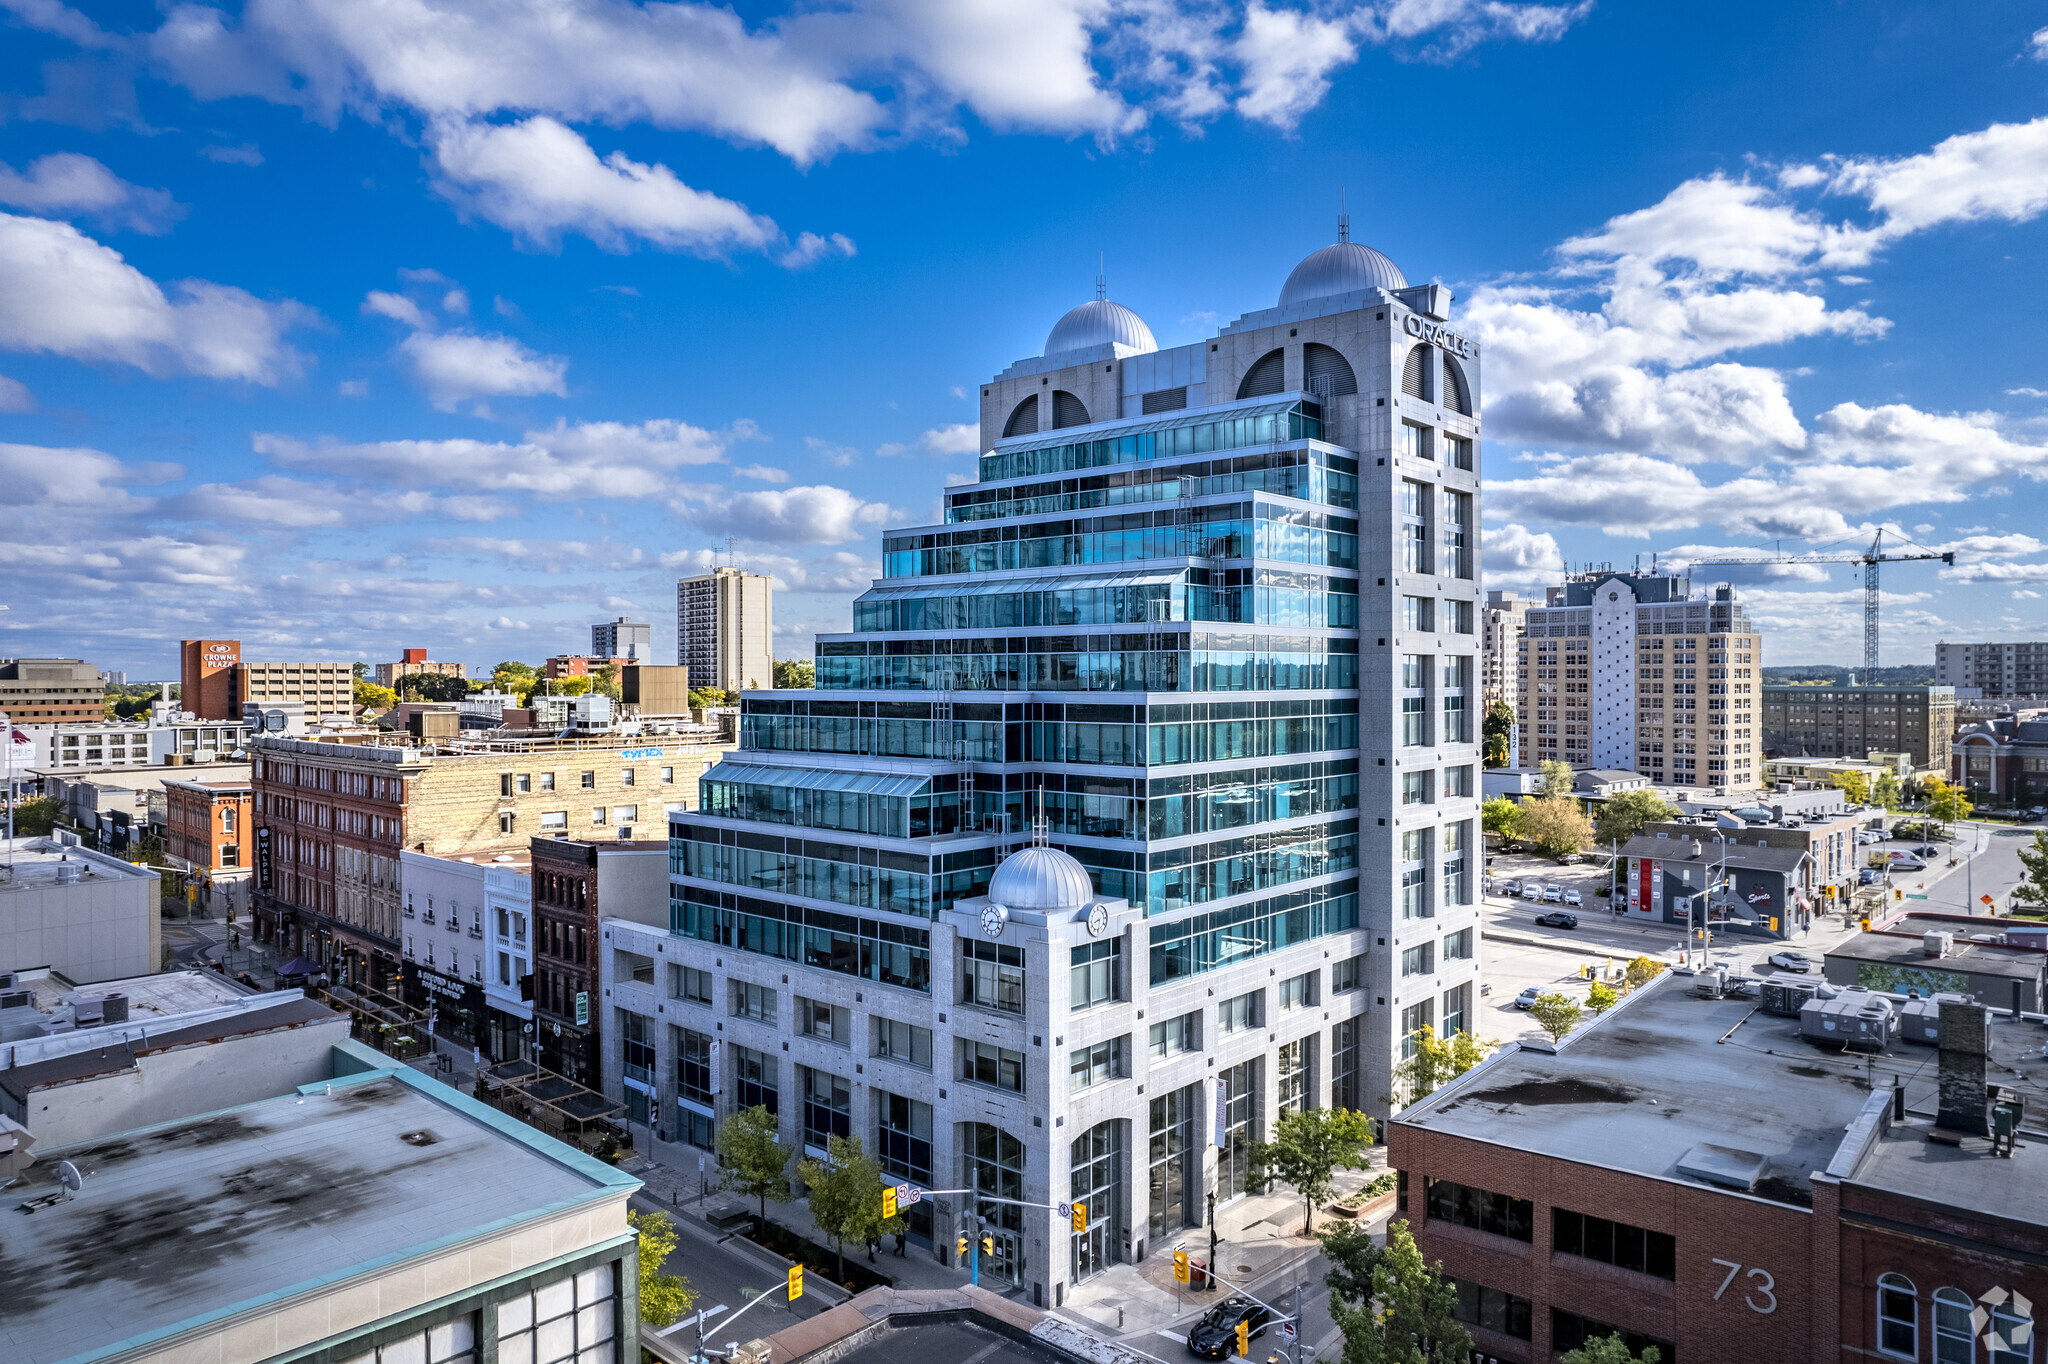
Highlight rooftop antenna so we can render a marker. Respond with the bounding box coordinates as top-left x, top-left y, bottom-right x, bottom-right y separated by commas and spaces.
1338, 188, 1350, 243
1095, 253, 1106, 302
1032, 788, 1049, 847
